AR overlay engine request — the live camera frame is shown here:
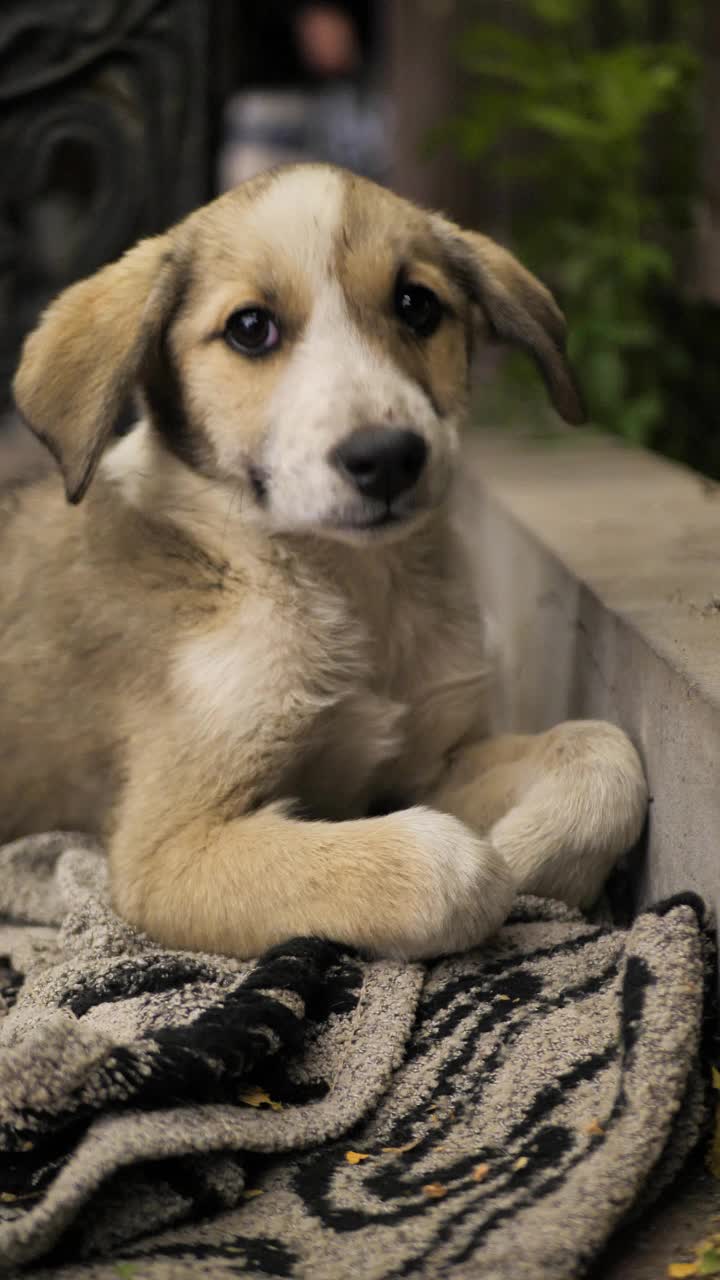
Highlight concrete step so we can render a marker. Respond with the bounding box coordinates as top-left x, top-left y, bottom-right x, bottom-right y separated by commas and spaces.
460, 427, 720, 938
